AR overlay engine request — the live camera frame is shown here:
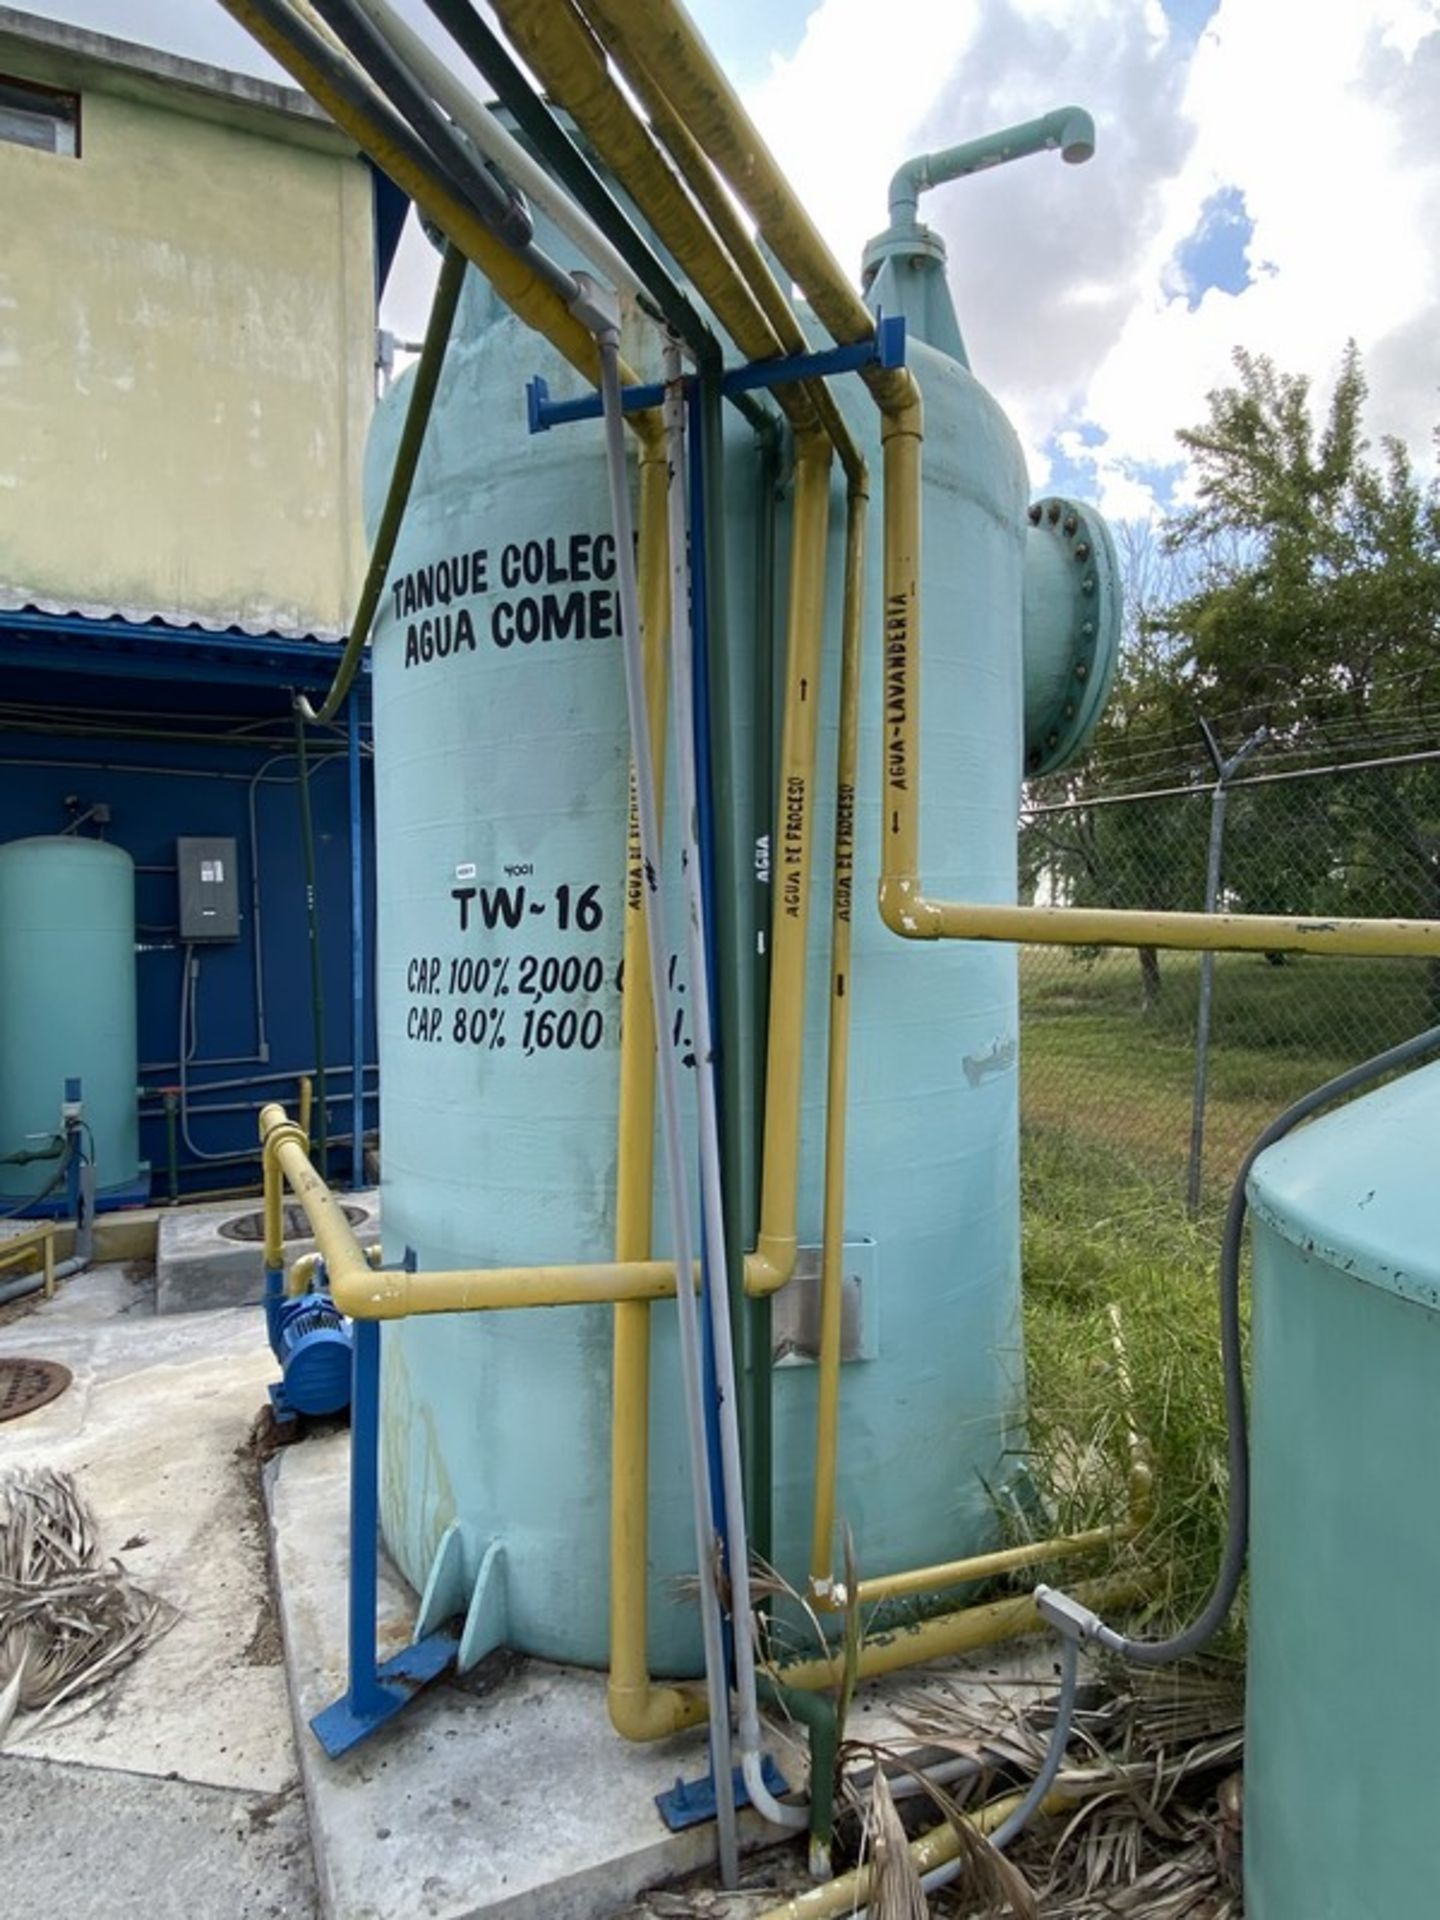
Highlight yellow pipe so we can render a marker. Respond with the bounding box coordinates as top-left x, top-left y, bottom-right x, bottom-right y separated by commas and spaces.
614, 0, 1440, 953
756, 1779, 1081, 1920
609, 447, 708, 1740
504, 0, 851, 1302
493, 0, 801, 420
592, 0, 909, 410
773, 1575, 1139, 1692
297, 1074, 313, 1149
287, 1249, 324, 1298
807, 484, 865, 1594
567, 0, 865, 481
745, 430, 834, 1296
260, 1104, 695, 1315
215, 0, 658, 448
851, 1524, 1131, 1607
